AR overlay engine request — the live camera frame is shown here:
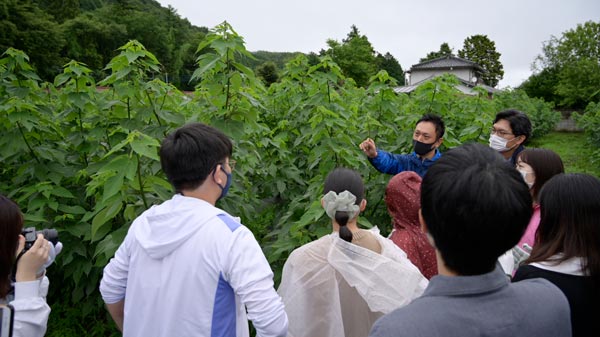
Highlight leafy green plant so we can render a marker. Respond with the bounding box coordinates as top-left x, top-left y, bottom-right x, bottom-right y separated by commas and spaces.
0, 23, 568, 334
574, 102, 600, 167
